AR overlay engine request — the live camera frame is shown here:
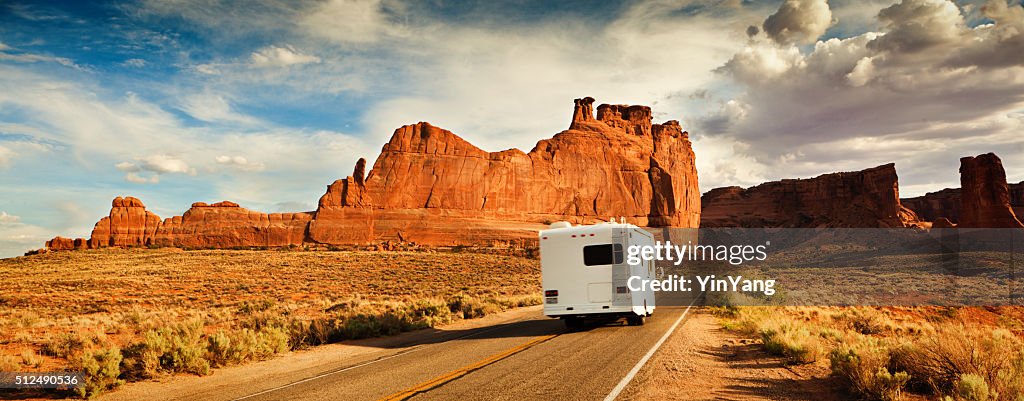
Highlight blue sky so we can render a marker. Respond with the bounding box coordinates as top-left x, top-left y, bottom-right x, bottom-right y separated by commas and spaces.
1, 0, 1023, 257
